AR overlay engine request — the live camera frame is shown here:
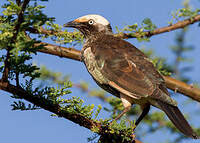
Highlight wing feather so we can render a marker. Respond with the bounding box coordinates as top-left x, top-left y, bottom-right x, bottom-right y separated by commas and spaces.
90, 36, 163, 98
